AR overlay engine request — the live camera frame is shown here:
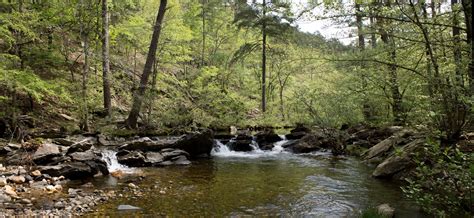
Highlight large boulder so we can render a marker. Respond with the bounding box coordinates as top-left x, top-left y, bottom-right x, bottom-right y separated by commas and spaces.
117, 130, 214, 158
362, 129, 417, 164
38, 161, 108, 180
346, 125, 404, 147
255, 130, 282, 150
145, 152, 164, 166
227, 134, 254, 152
283, 127, 347, 155
117, 150, 148, 167
372, 138, 426, 179
174, 130, 214, 157
285, 125, 311, 140
118, 137, 176, 152
66, 141, 93, 154
32, 143, 62, 165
